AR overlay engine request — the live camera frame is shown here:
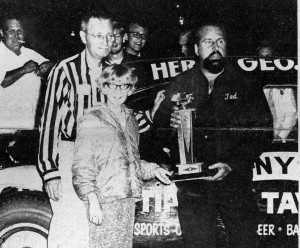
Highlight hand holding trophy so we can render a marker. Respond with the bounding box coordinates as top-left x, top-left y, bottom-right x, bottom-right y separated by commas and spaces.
170, 92, 205, 182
